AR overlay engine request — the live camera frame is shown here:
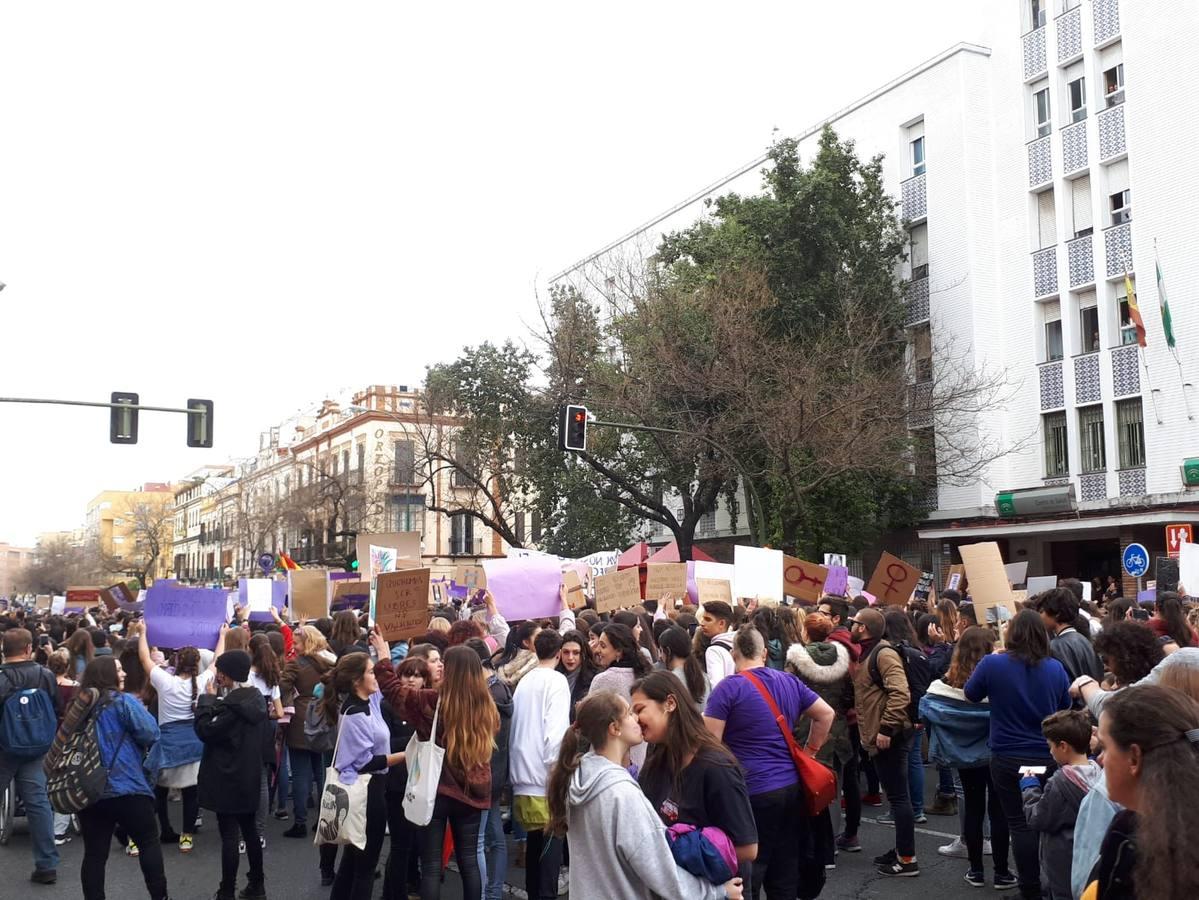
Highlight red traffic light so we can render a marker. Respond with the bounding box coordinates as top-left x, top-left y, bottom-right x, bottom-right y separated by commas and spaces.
559, 404, 589, 452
